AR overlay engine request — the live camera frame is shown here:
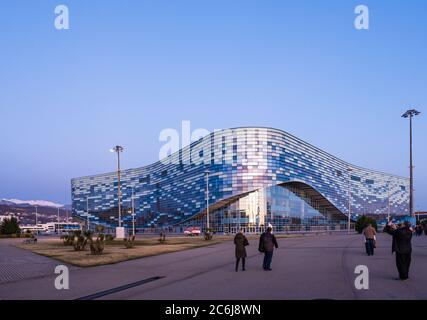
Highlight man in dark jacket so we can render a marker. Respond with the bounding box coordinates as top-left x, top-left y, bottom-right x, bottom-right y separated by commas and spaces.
384, 221, 413, 281
259, 227, 278, 271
